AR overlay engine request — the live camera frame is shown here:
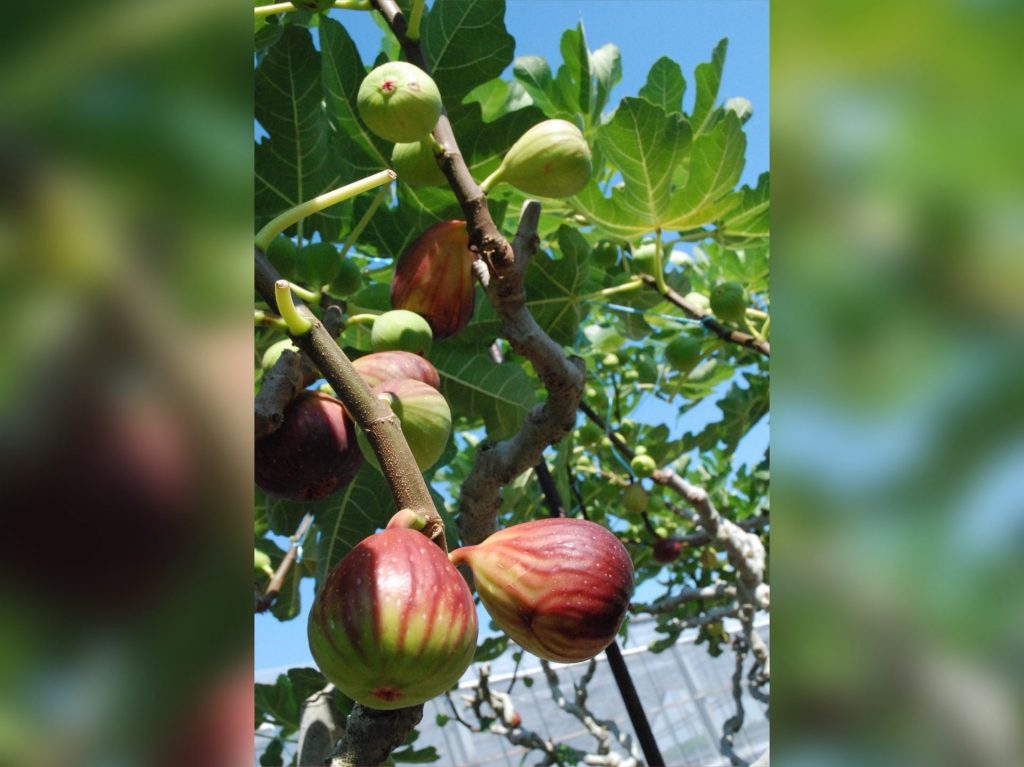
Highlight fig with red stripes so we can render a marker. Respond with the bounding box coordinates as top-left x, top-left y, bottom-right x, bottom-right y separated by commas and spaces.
391, 220, 476, 340
352, 350, 441, 389
449, 518, 633, 663
308, 515, 478, 710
